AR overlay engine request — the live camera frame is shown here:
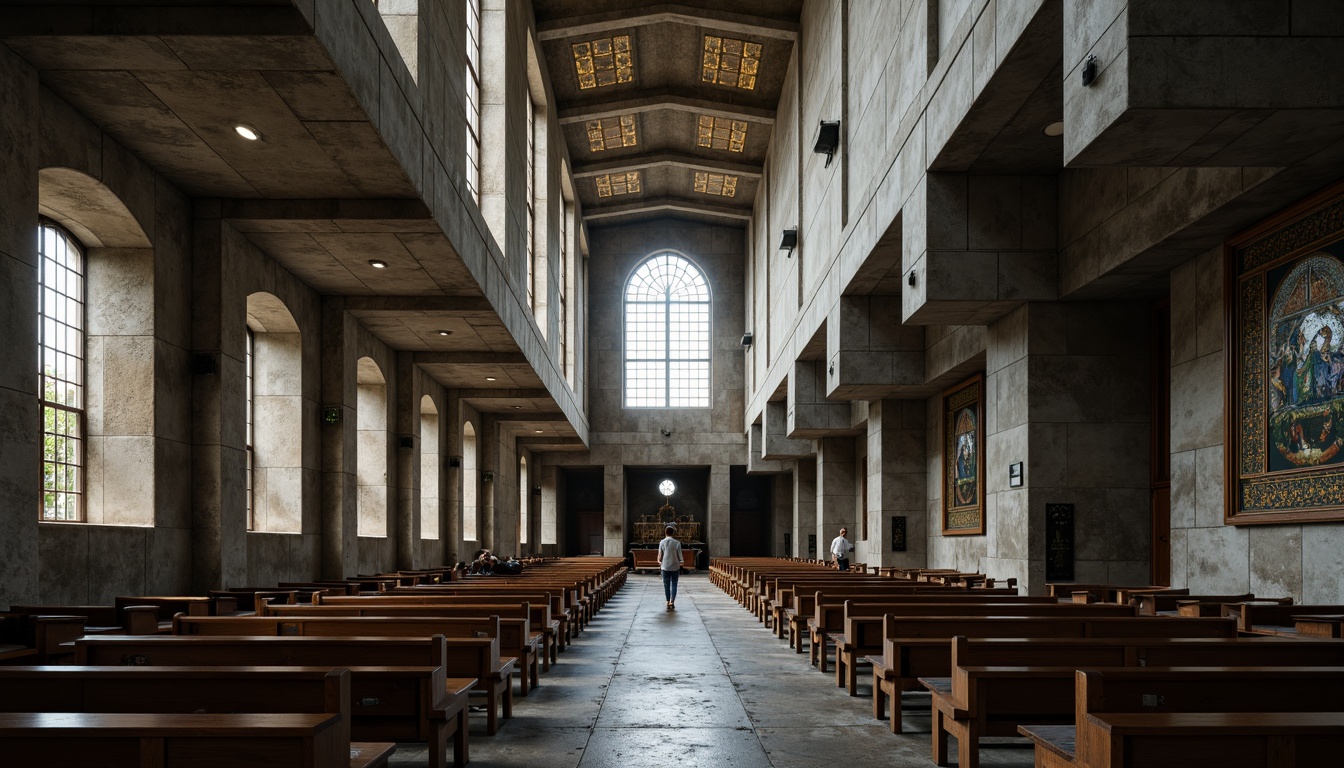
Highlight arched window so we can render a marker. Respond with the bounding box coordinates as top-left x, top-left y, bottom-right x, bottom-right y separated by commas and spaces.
420, 395, 440, 540
247, 293, 303, 534
518, 455, 528, 546
462, 421, 478, 541
356, 357, 388, 538
38, 221, 86, 521
624, 253, 711, 407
